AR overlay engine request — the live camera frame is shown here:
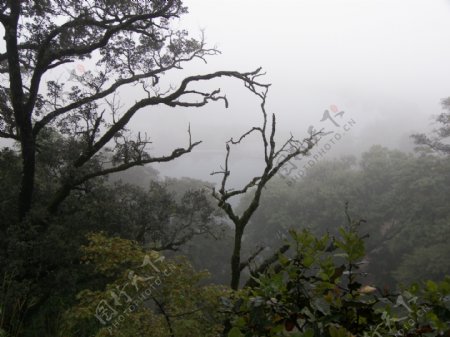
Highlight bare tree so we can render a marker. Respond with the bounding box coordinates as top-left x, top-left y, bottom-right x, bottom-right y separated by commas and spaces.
0, 0, 264, 221
211, 78, 321, 290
